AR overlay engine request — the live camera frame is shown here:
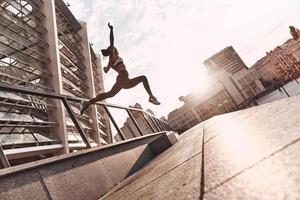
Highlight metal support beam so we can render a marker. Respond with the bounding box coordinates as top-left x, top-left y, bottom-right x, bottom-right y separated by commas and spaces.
102, 105, 126, 141
155, 118, 164, 131
150, 116, 159, 132
157, 119, 165, 131
0, 145, 10, 168
156, 119, 162, 131
78, 21, 102, 146
165, 122, 171, 131
41, 0, 69, 154
62, 98, 91, 148
141, 112, 155, 133
126, 109, 144, 136
167, 123, 172, 131
148, 116, 160, 132
159, 120, 168, 131
160, 121, 167, 131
